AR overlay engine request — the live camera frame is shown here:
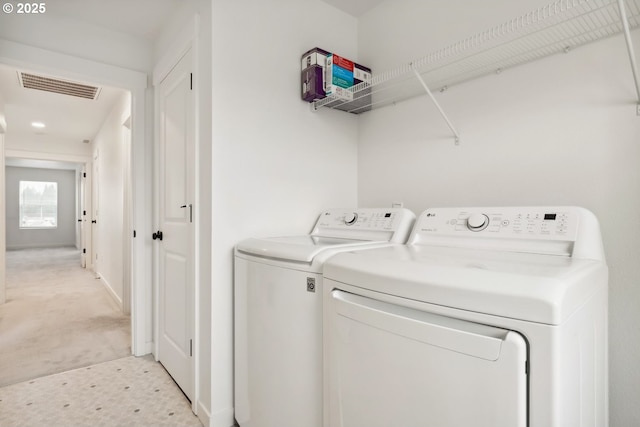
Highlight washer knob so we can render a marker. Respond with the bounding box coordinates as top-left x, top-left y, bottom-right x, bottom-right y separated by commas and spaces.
344, 213, 358, 225
467, 213, 489, 232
